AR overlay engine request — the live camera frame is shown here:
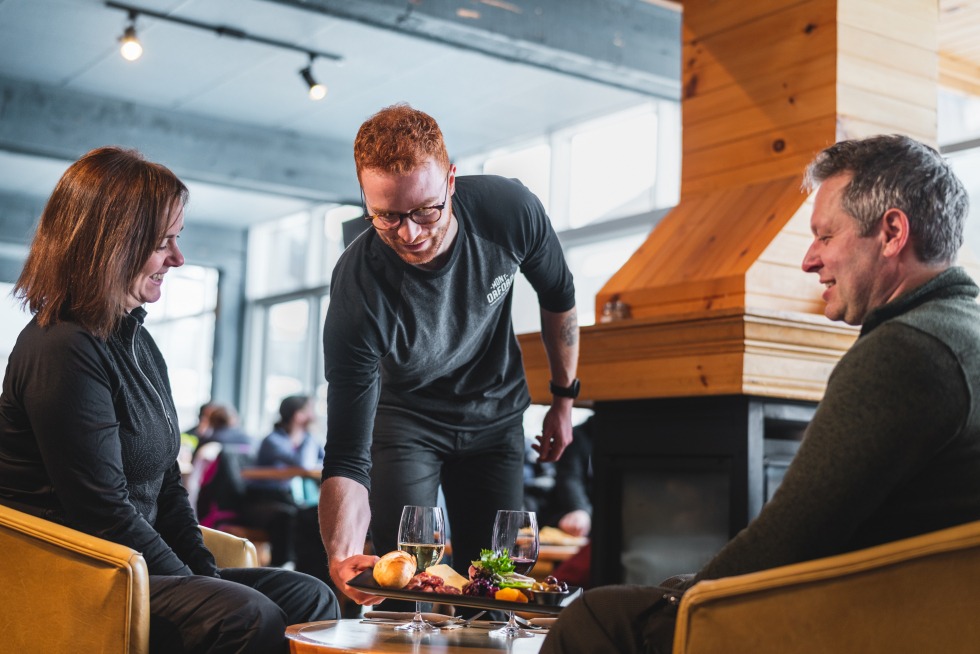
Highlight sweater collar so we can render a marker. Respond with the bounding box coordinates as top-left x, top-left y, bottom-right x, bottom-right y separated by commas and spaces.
860, 266, 979, 336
